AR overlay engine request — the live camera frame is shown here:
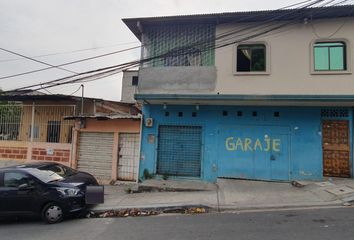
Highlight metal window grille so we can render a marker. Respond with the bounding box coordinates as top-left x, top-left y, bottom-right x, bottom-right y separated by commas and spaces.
321, 108, 349, 118
0, 104, 75, 143
143, 24, 215, 67
157, 125, 202, 177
